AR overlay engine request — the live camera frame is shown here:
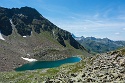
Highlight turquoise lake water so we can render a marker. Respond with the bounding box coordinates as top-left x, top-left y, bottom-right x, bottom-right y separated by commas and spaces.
15, 57, 81, 71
